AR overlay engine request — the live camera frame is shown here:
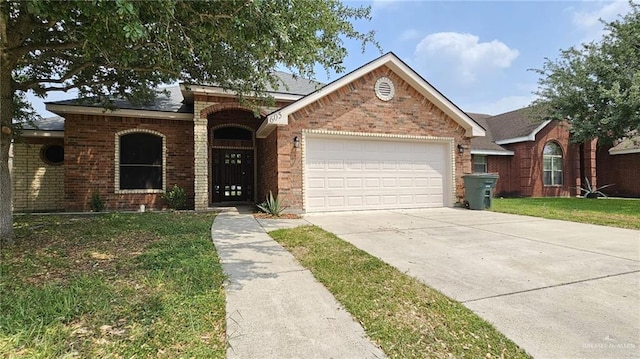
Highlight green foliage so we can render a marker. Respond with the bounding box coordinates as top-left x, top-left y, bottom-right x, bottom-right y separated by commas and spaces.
533, 2, 640, 144
90, 192, 105, 212
162, 184, 188, 210
3, 0, 378, 106
270, 226, 530, 358
0, 0, 380, 242
3, 212, 225, 357
257, 191, 287, 217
